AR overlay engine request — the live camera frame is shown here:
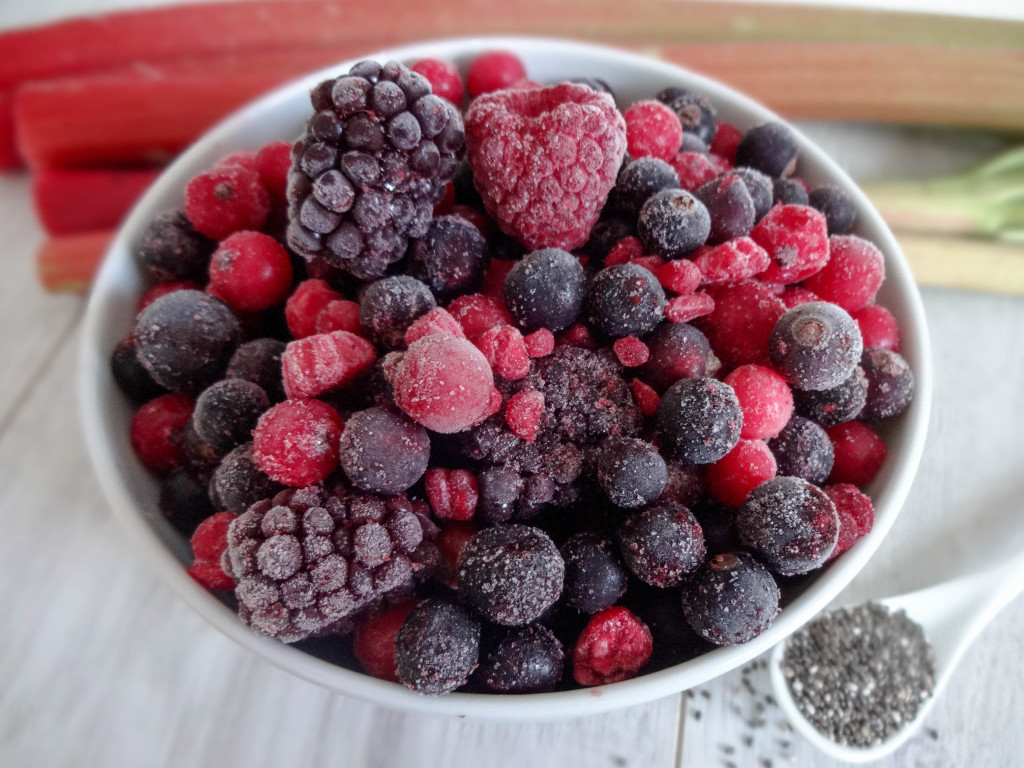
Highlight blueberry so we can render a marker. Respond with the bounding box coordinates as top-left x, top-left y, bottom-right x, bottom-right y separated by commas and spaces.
768, 416, 835, 485
682, 552, 780, 645
656, 87, 717, 144
193, 379, 269, 455
612, 157, 680, 217
359, 275, 436, 350
725, 167, 773, 221
735, 122, 798, 179
658, 377, 742, 464
618, 501, 706, 587
639, 322, 716, 391
504, 248, 586, 332
793, 366, 868, 427
226, 339, 286, 403
111, 334, 167, 402
680, 133, 709, 155
860, 348, 914, 421
559, 533, 628, 614
395, 599, 481, 695
134, 209, 214, 281
597, 438, 667, 508
808, 185, 857, 235
209, 442, 283, 513
695, 174, 756, 245
638, 189, 711, 259
570, 77, 616, 100
478, 624, 565, 693
588, 263, 666, 338
769, 302, 863, 391
408, 214, 488, 301
581, 217, 636, 261
339, 407, 430, 494
159, 469, 214, 536
773, 178, 809, 206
